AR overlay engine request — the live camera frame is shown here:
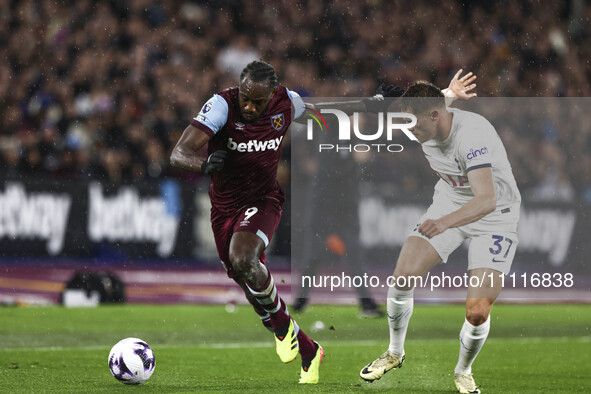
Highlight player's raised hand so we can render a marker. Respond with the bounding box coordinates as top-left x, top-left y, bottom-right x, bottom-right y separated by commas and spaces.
445, 69, 477, 100
201, 150, 227, 175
